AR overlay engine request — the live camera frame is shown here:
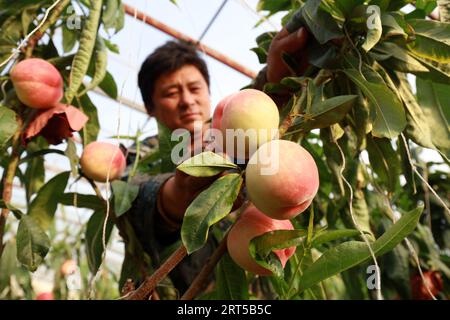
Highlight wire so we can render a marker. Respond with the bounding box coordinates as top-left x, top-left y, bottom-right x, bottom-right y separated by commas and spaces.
197, 0, 229, 43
